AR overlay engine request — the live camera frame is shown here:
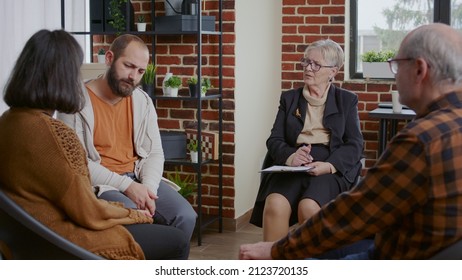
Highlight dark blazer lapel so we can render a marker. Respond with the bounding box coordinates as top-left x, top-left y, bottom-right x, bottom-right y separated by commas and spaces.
324, 85, 340, 118
297, 93, 308, 123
